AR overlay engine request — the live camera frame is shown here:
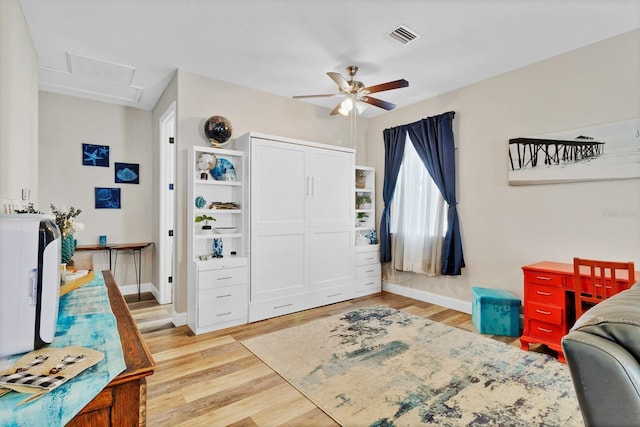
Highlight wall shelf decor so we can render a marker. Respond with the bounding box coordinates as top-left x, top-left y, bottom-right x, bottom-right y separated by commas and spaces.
187, 146, 247, 335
